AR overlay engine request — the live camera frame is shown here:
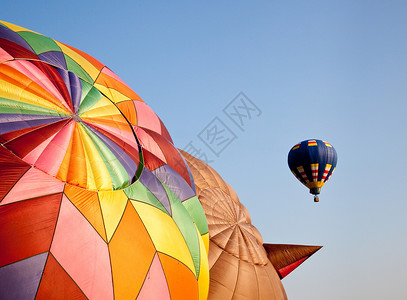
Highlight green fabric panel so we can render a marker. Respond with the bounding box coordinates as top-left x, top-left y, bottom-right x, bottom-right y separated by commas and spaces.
18, 31, 61, 54
164, 185, 200, 277
0, 97, 68, 116
64, 54, 93, 84
124, 180, 168, 214
182, 196, 209, 235
81, 124, 129, 190
78, 80, 102, 115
